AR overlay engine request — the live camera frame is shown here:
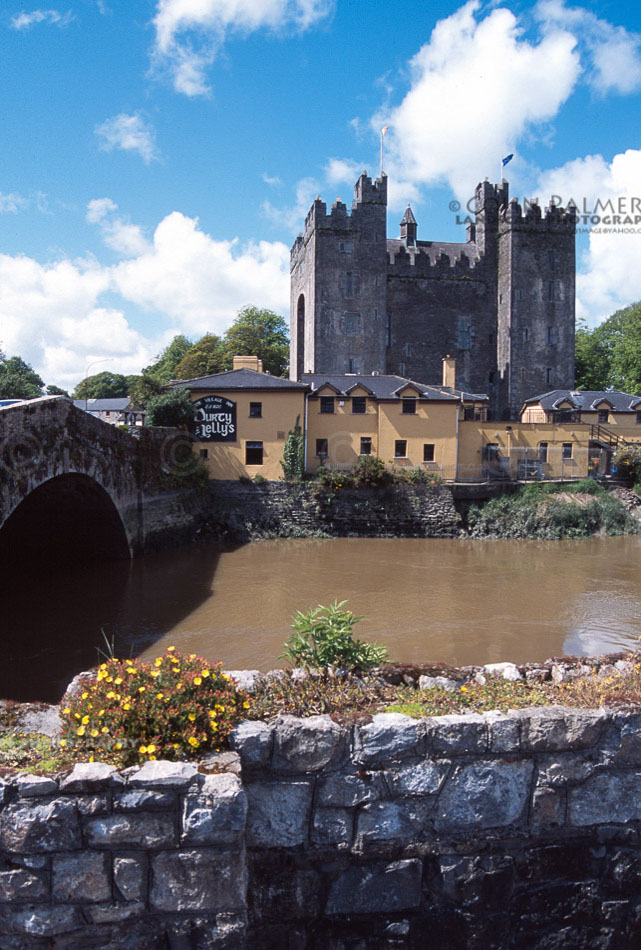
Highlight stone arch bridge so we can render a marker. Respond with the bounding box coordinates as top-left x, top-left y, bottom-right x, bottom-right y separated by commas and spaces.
0, 397, 206, 564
